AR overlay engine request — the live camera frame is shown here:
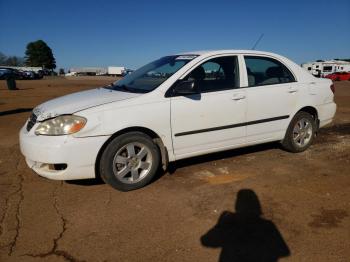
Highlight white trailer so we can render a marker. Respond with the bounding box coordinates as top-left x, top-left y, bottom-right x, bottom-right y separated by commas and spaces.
108, 66, 125, 76
302, 60, 350, 77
